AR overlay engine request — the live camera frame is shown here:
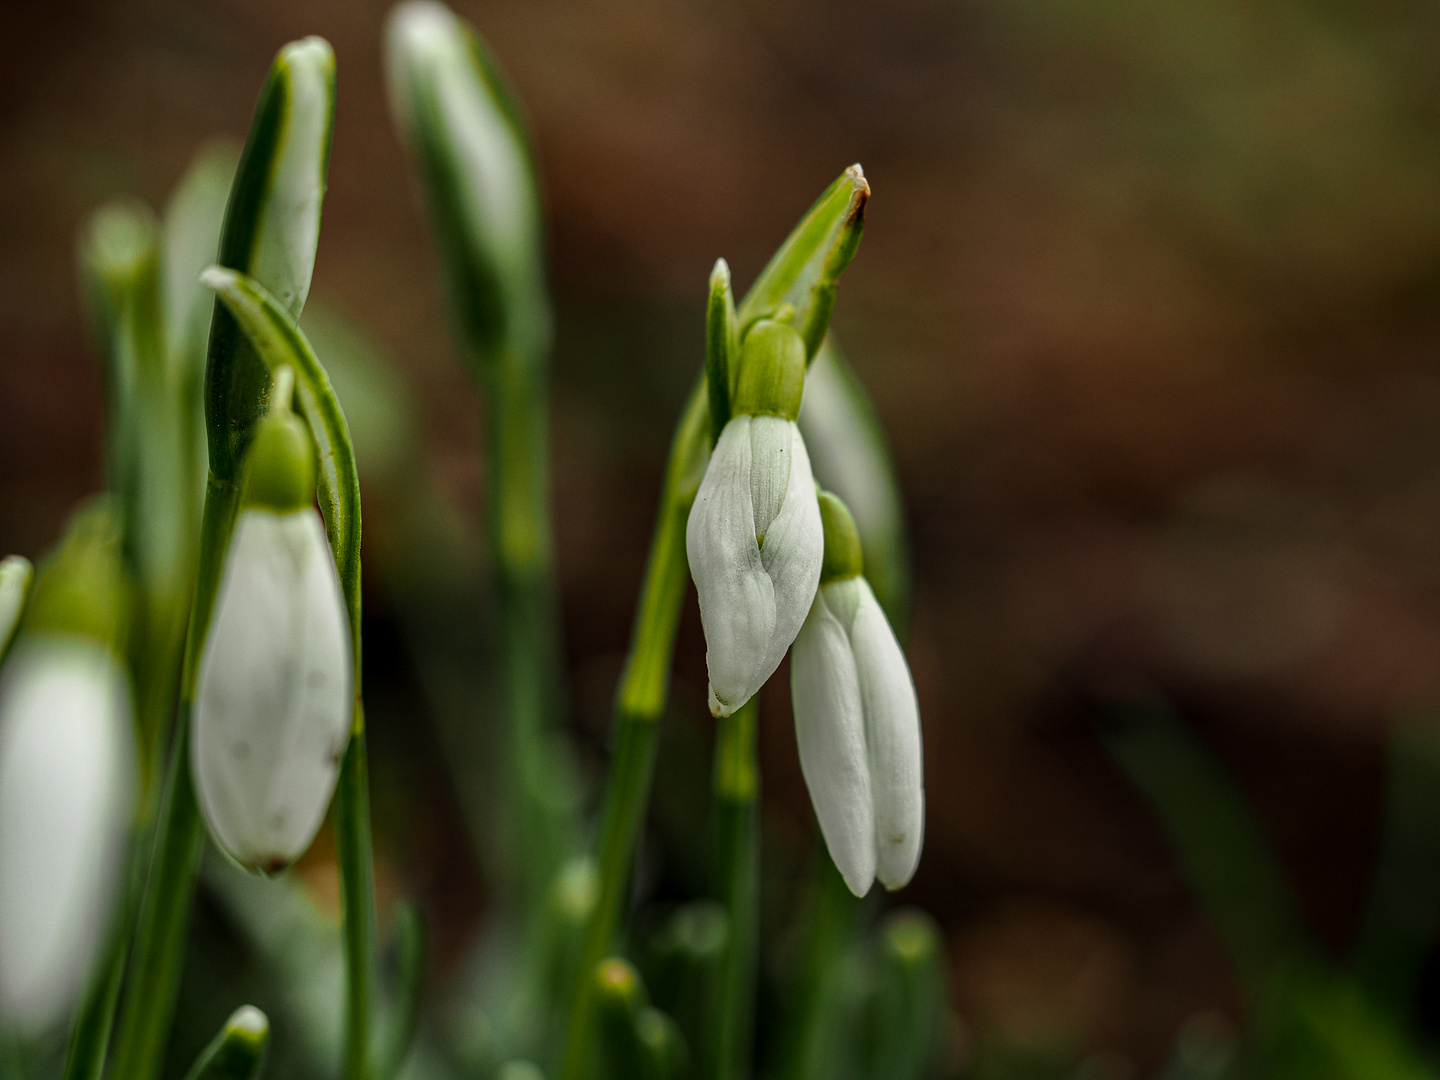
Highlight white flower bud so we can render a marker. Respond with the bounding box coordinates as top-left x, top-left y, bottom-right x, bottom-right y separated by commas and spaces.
0, 639, 135, 1033
791, 575, 923, 896
192, 507, 351, 873
686, 414, 823, 716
